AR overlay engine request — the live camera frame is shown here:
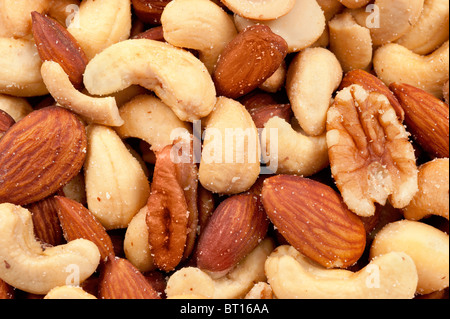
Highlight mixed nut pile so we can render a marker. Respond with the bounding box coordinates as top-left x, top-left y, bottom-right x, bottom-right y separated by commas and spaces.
0, 0, 449, 299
